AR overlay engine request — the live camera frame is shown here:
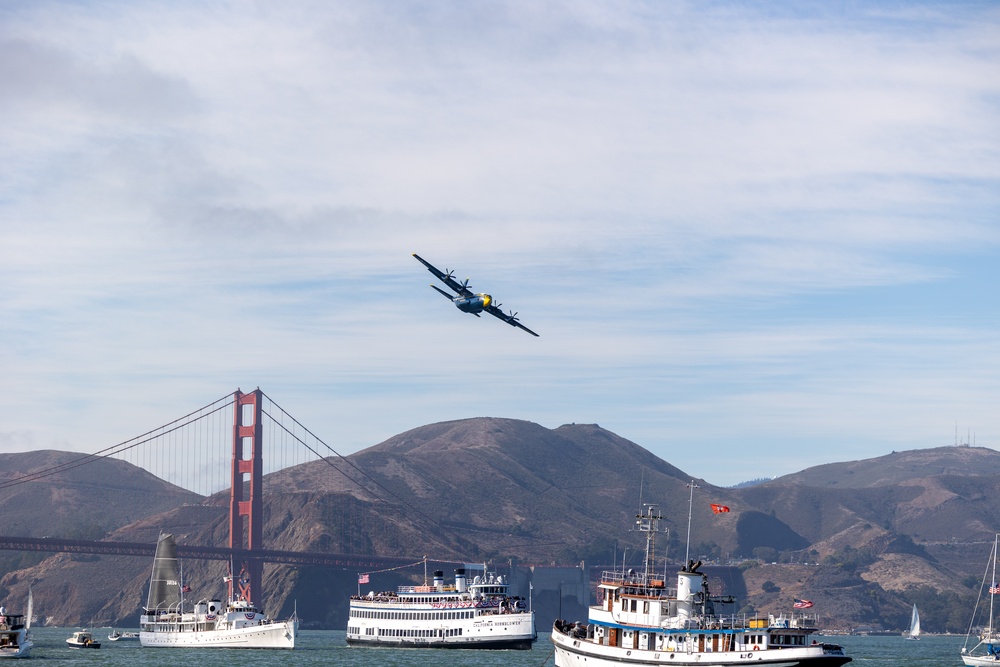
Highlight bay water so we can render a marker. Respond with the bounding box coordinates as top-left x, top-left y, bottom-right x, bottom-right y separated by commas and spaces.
26, 627, 968, 666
